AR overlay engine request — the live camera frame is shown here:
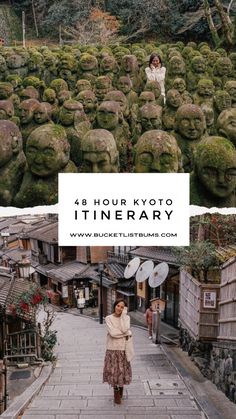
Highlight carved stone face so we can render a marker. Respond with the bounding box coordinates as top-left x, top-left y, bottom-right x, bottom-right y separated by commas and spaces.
60, 53, 76, 71
217, 108, 236, 146
175, 104, 206, 140
215, 57, 232, 76
59, 100, 83, 126
173, 78, 186, 93
81, 129, 119, 173
195, 137, 236, 198
0, 100, 14, 119
28, 53, 42, 71
26, 124, 69, 177
95, 76, 112, 100
169, 56, 185, 75
57, 90, 71, 105
6, 53, 24, 69
34, 103, 50, 124
135, 130, 181, 173
138, 91, 155, 107
225, 81, 236, 103
96, 101, 119, 130
75, 79, 92, 93
144, 80, 161, 99
77, 90, 97, 112
197, 79, 215, 98
0, 120, 22, 167
201, 104, 214, 128
100, 56, 116, 72
79, 54, 98, 71
42, 88, 57, 103
140, 104, 162, 131
117, 77, 132, 94
0, 82, 13, 99
121, 55, 138, 73
50, 78, 68, 94
191, 56, 206, 73
214, 91, 231, 113
166, 89, 182, 108
19, 99, 39, 124
105, 90, 128, 115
